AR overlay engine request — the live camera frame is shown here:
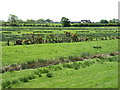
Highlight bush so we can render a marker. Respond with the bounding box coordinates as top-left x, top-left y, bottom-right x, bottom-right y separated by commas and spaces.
11, 80, 19, 84
68, 56, 75, 60
2, 81, 11, 88
34, 70, 40, 75
93, 46, 102, 49
63, 63, 72, 68
28, 74, 36, 80
96, 58, 101, 63
27, 60, 35, 64
72, 62, 80, 69
53, 66, 62, 71
19, 77, 29, 82
46, 73, 53, 78
90, 60, 96, 64
81, 63, 86, 68
81, 52, 90, 58
21, 63, 28, 69
84, 61, 91, 66
108, 57, 117, 62
109, 52, 116, 56
59, 57, 65, 61
37, 59, 45, 63
38, 73, 42, 77
38, 68, 49, 74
